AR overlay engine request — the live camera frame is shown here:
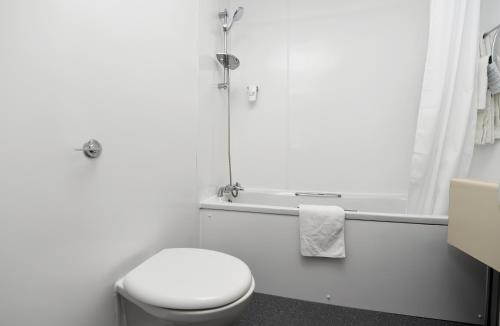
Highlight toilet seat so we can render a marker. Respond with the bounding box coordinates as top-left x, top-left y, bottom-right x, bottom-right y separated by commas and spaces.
123, 248, 253, 310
